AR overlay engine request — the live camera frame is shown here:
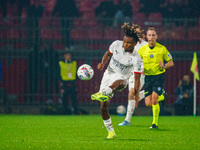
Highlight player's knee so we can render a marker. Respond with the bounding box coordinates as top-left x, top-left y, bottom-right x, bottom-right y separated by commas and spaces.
145, 103, 152, 107
118, 80, 126, 88
145, 101, 152, 107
